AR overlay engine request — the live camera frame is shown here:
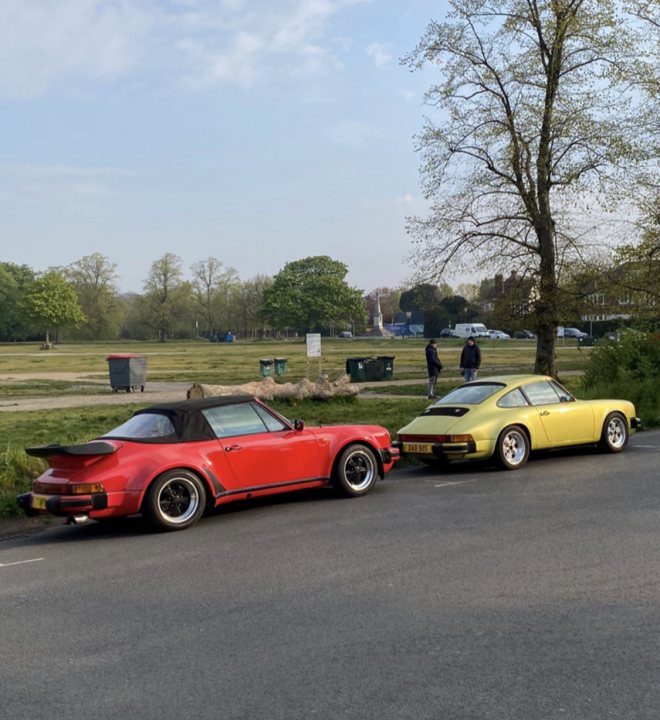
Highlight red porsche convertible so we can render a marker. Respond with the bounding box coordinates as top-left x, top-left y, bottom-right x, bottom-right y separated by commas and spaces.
17, 395, 399, 531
